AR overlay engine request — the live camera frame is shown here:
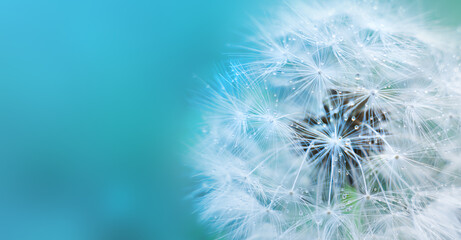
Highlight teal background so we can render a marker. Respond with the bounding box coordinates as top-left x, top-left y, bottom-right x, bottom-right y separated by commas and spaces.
0, 1, 459, 240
